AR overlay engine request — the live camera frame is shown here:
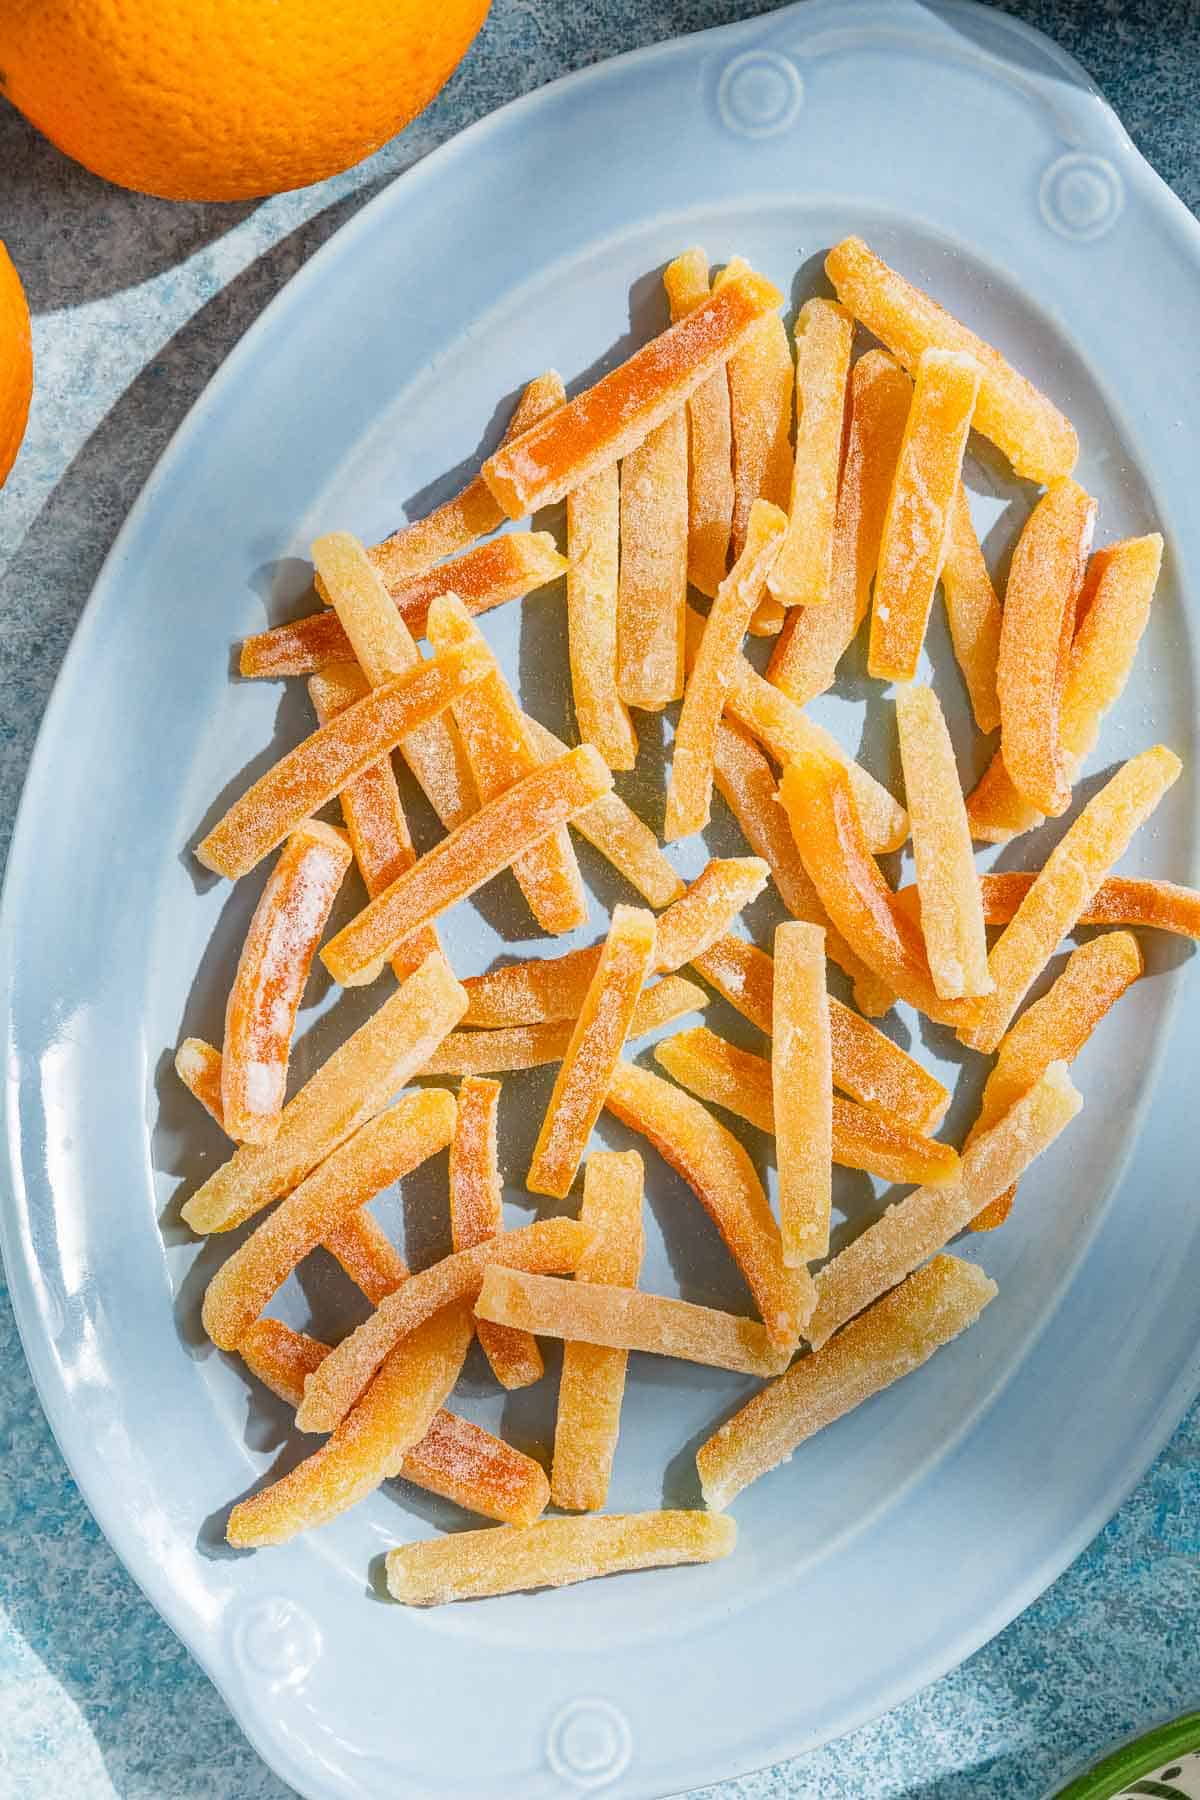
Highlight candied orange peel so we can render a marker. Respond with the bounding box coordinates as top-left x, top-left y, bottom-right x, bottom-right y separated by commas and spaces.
664, 249, 735, 598
616, 409, 689, 710
450, 1076, 543, 1389
418, 976, 706, 1077
940, 484, 1003, 735
717, 257, 793, 563
566, 461, 637, 770
767, 298, 854, 609
772, 923, 833, 1266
